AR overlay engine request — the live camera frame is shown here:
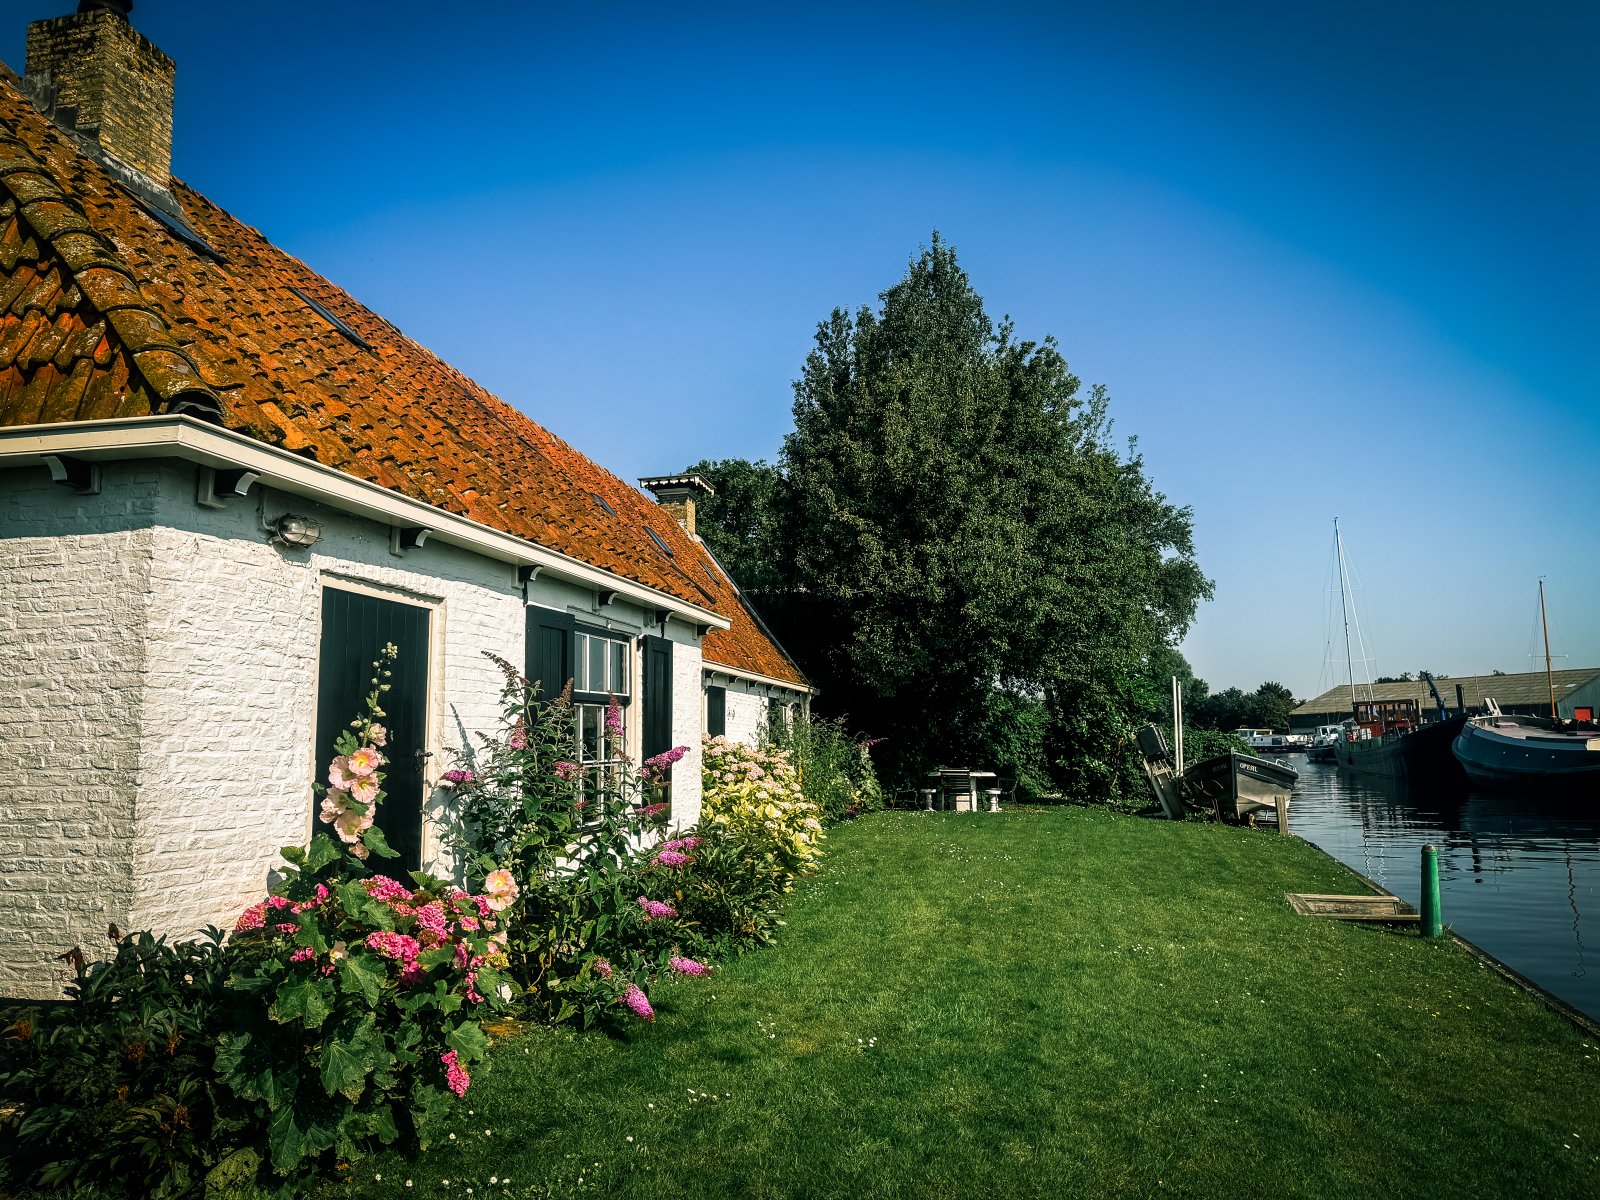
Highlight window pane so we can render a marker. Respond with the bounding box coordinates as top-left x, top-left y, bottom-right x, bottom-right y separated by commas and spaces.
610, 640, 626, 694
580, 705, 600, 762
588, 636, 606, 695
572, 633, 589, 691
